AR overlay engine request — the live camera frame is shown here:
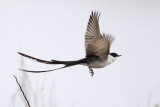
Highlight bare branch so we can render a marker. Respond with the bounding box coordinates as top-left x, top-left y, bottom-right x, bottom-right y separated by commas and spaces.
13, 75, 31, 107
